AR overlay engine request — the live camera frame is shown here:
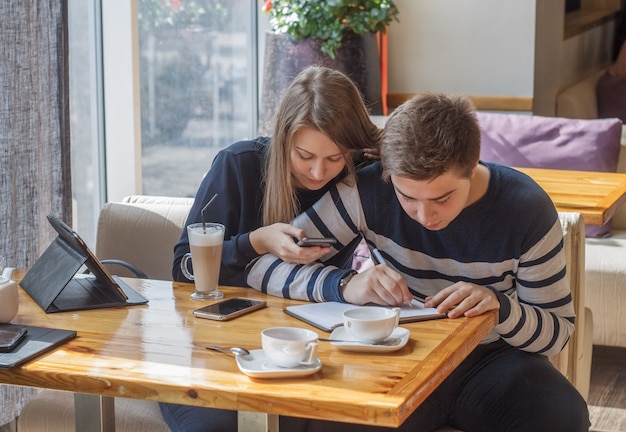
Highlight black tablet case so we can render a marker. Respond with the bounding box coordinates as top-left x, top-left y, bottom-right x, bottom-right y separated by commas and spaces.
0, 323, 77, 368
20, 215, 148, 313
